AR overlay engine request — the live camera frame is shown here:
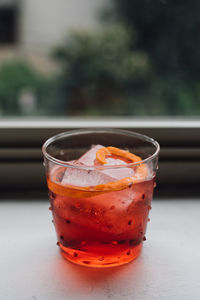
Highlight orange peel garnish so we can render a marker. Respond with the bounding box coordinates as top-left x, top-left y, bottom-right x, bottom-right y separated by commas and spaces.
47, 147, 149, 198
96, 146, 142, 164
